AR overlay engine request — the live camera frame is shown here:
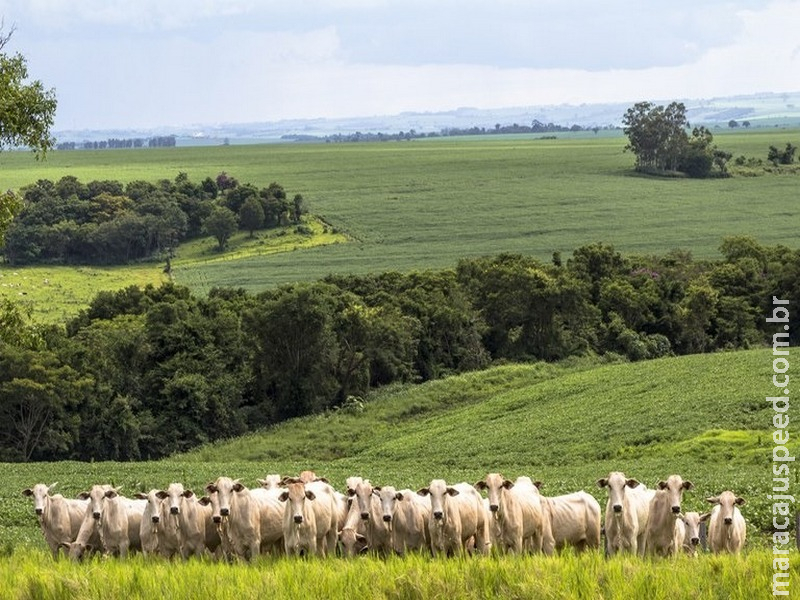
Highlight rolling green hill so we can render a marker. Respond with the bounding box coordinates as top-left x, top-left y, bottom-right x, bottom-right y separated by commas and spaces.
4, 349, 787, 551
